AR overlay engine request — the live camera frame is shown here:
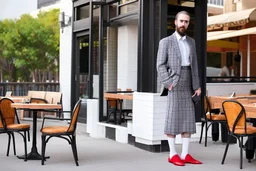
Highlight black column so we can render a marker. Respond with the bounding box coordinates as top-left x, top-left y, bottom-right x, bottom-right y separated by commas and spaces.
99, 5, 104, 122
195, 0, 207, 122
88, 1, 94, 98
159, 0, 167, 39
137, 0, 156, 92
